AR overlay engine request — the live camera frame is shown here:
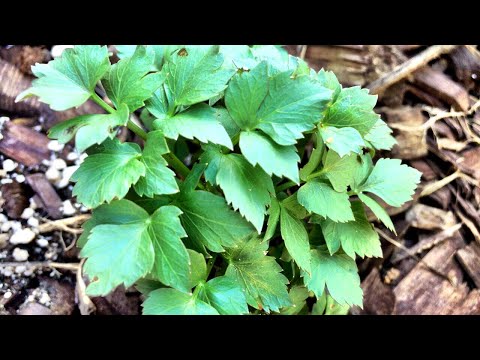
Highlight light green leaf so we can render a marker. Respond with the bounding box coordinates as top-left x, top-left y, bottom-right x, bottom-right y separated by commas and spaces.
225, 61, 269, 130
187, 250, 207, 289
103, 45, 164, 112
280, 286, 309, 315
303, 248, 363, 307
175, 189, 255, 253
311, 292, 327, 315
116, 45, 176, 70
322, 86, 379, 135
256, 71, 332, 145
134, 131, 179, 197
317, 69, 341, 102
214, 154, 274, 232
319, 201, 382, 259
220, 45, 257, 70
143, 288, 219, 315
198, 276, 249, 315
225, 236, 291, 313
280, 205, 311, 273
148, 206, 190, 293
359, 158, 422, 207
240, 131, 300, 183
297, 180, 354, 223
16, 45, 110, 111
71, 139, 145, 208
164, 46, 234, 106
324, 295, 350, 315
319, 126, 365, 158
322, 151, 361, 192
264, 197, 280, 242
48, 104, 129, 153
352, 154, 374, 190
153, 103, 233, 149
364, 119, 397, 150
358, 193, 396, 233
281, 193, 308, 220
214, 106, 241, 138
